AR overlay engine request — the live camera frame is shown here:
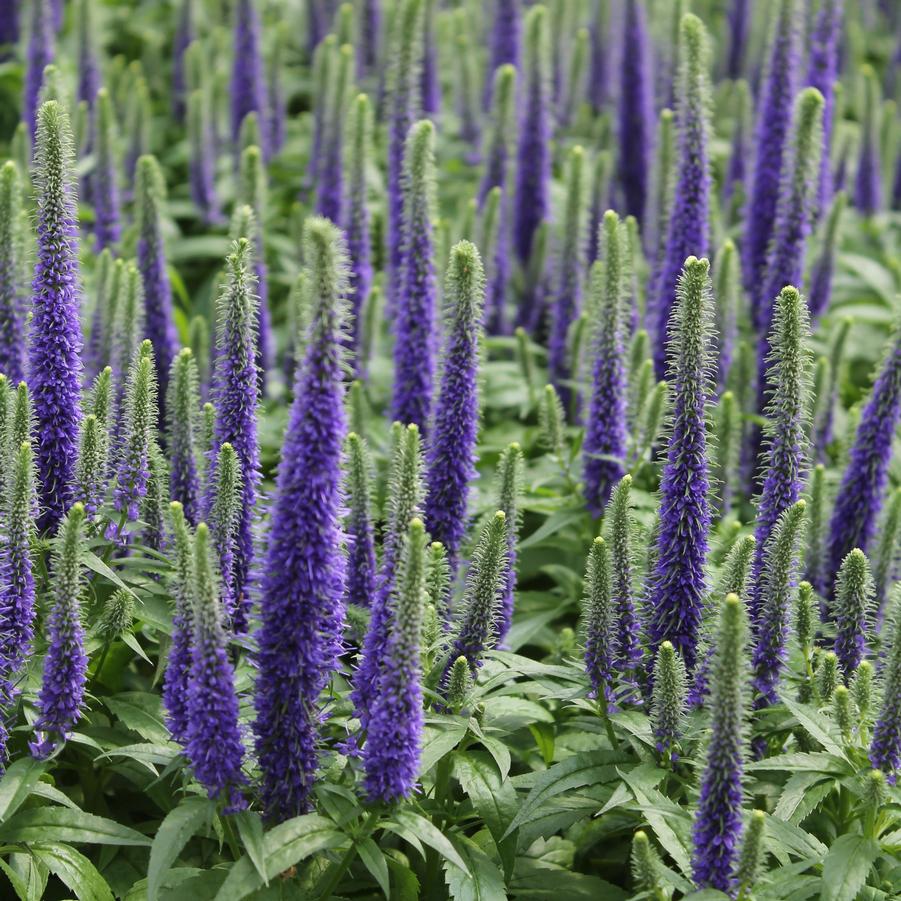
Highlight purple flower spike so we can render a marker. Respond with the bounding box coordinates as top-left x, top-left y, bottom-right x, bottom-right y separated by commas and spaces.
254, 217, 348, 823
205, 239, 261, 633
648, 256, 714, 671
186, 522, 247, 811
0, 0, 20, 50
0, 162, 27, 384
386, 0, 424, 300
76, 0, 99, 106
854, 66, 883, 217
316, 43, 353, 223
230, 0, 268, 159
93, 89, 122, 251
743, 0, 802, 315
424, 241, 485, 575
512, 5, 550, 268
805, 0, 842, 216
691, 594, 749, 893
870, 588, 901, 778
343, 433, 377, 610
28, 101, 84, 533
484, 0, 520, 109
725, 0, 749, 78
617, 0, 654, 223
135, 155, 179, 410
24, 0, 55, 142
651, 14, 710, 380
363, 518, 427, 802
583, 213, 628, 516
30, 504, 88, 758
826, 322, 901, 591
391, 119, 438, 431
420, 0, 439, 115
